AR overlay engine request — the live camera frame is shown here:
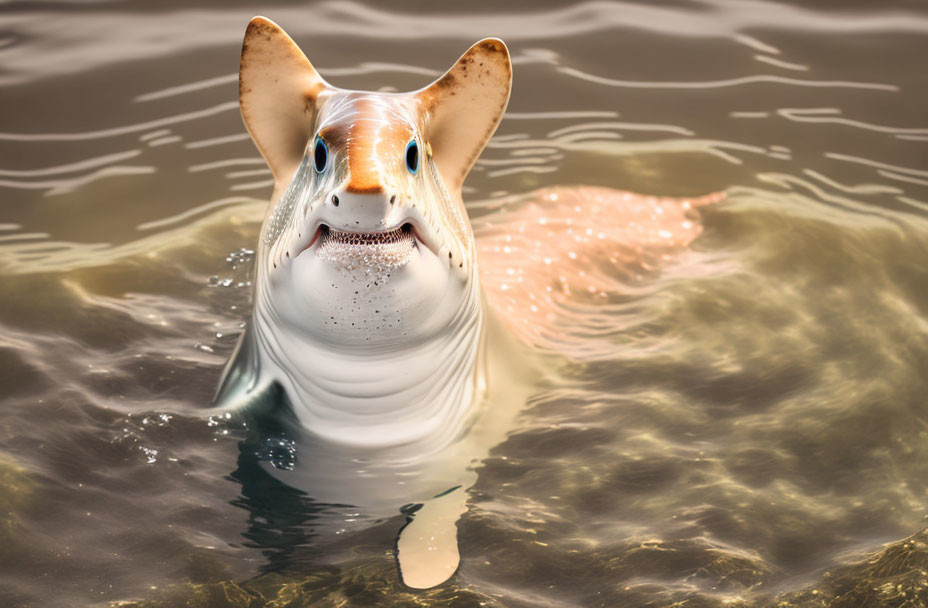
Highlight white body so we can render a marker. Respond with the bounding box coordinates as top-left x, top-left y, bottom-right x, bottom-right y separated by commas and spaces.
216, 17, 513, 589
218, 20, 512, 456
